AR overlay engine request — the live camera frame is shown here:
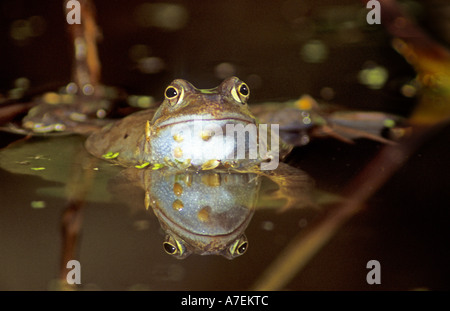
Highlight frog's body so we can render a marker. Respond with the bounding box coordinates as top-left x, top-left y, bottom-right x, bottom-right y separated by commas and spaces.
85, 77, 285, 170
